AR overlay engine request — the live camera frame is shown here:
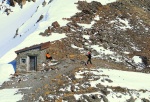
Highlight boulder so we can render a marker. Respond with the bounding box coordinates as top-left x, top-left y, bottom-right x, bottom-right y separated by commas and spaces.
10, 0, 26, 8
5, 8, 12, 15
32, 0, 36, 2
63, 95, 76, 102
101, 95, 109, 102
36, 15, 44, 23
42, 1, 46, 7
22, 0, 26, 5
51, 21, 60, 28
10, 0, 16, 7
61, 26, 70, 33
132, 56, 148, 70
70, 84, 75, 92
